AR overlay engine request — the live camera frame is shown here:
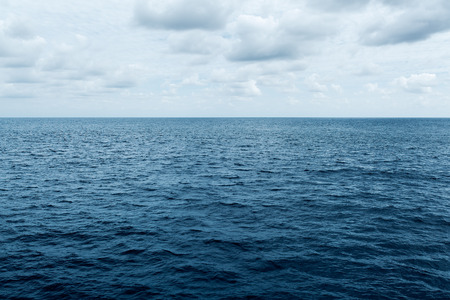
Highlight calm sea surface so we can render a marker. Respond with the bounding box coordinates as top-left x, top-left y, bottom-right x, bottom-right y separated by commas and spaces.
0, 118, 449, 299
